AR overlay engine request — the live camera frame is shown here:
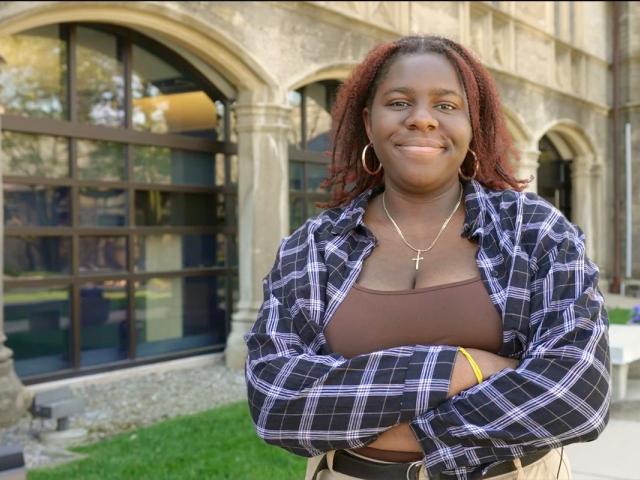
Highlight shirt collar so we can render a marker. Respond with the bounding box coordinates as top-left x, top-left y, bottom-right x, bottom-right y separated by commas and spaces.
330, 179, 487, 237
